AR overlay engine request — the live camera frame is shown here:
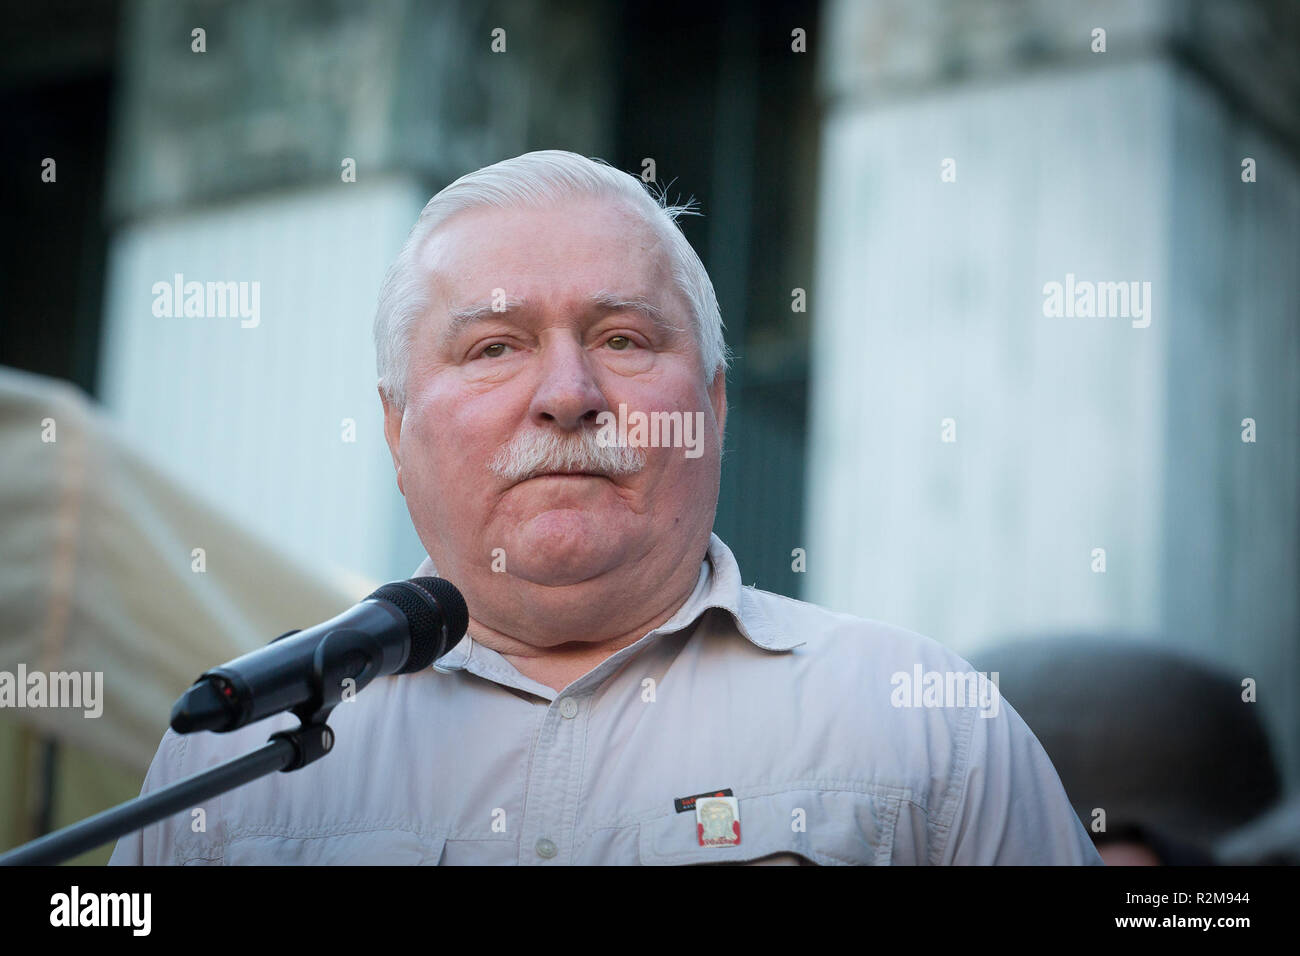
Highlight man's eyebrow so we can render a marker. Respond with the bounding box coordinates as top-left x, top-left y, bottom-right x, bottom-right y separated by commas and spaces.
437, 297, 526, 350
436, 290, 685, 349
585, 290, 685, 333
